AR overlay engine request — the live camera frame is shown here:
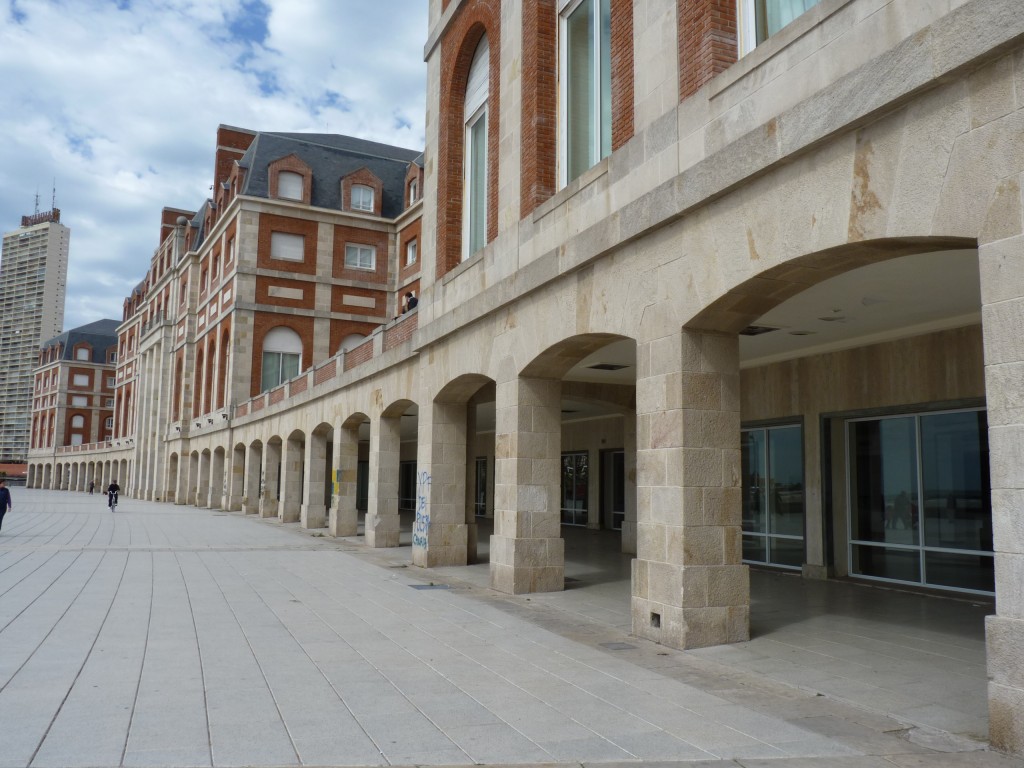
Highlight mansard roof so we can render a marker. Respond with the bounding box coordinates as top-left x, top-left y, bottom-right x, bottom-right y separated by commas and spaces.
238, 132, 422, 219
40, 319, 120, 363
